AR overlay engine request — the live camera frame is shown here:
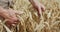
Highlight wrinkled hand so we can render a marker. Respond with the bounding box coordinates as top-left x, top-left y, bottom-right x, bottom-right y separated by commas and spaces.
29, 0, 45, 17
5, 9, 23, 27
0, 7, 23, 27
